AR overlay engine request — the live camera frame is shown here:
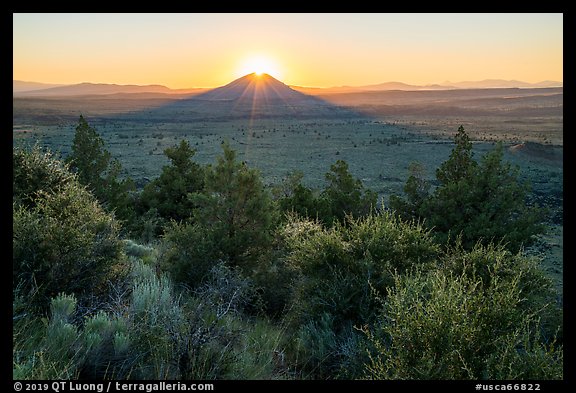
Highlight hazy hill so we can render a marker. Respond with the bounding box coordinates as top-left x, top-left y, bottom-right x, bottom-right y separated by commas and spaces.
13, 80, 66, 93
447, 79, 563, 89
13, 82, 203, 96
292, 79, 562, 94
308, 81, 457, 93
14, 78, 562, 97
